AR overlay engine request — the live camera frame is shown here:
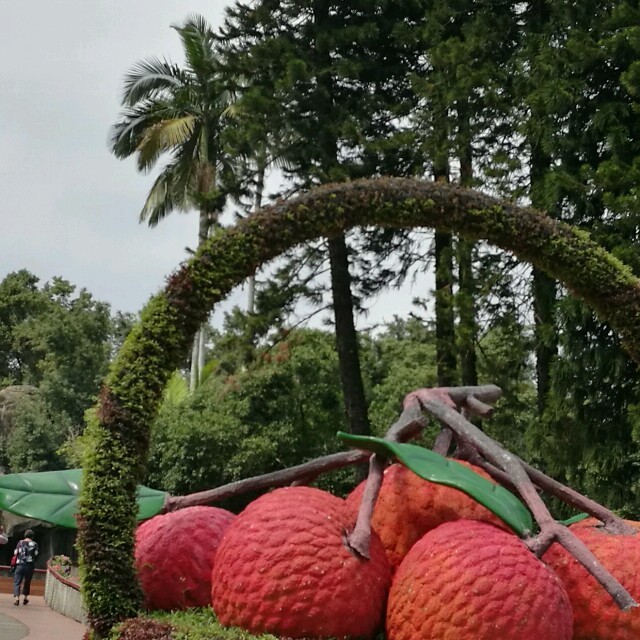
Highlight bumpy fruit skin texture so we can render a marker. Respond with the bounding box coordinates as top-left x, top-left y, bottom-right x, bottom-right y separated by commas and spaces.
346, 462, 508, 571
543, 518, 640, 640
212, 486, 391, 639
135, 505, 235, 611
387, 520, 573, 640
